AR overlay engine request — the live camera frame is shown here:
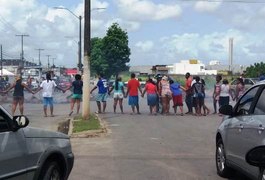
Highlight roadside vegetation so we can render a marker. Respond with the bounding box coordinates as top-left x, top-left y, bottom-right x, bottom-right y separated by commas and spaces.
73, 114, 101, 133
